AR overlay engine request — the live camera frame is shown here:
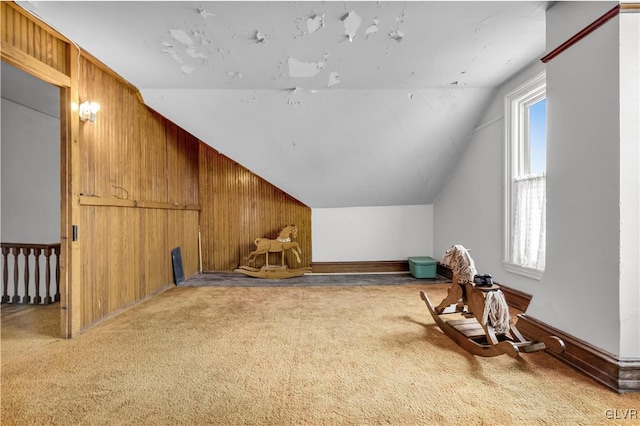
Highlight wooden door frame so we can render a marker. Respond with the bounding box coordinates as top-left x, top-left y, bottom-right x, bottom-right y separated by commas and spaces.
1, 47, 79, 338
